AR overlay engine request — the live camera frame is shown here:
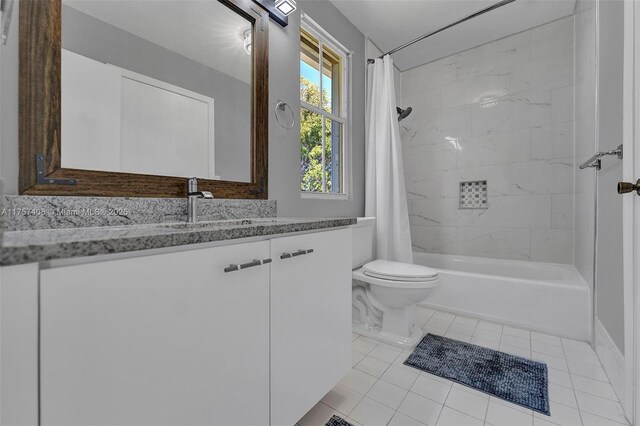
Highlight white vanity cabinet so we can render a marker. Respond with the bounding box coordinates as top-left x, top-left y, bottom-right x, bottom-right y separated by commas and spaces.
2, 227, 352, 426
39, 240, 271, 426
270, 229, 352, 426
